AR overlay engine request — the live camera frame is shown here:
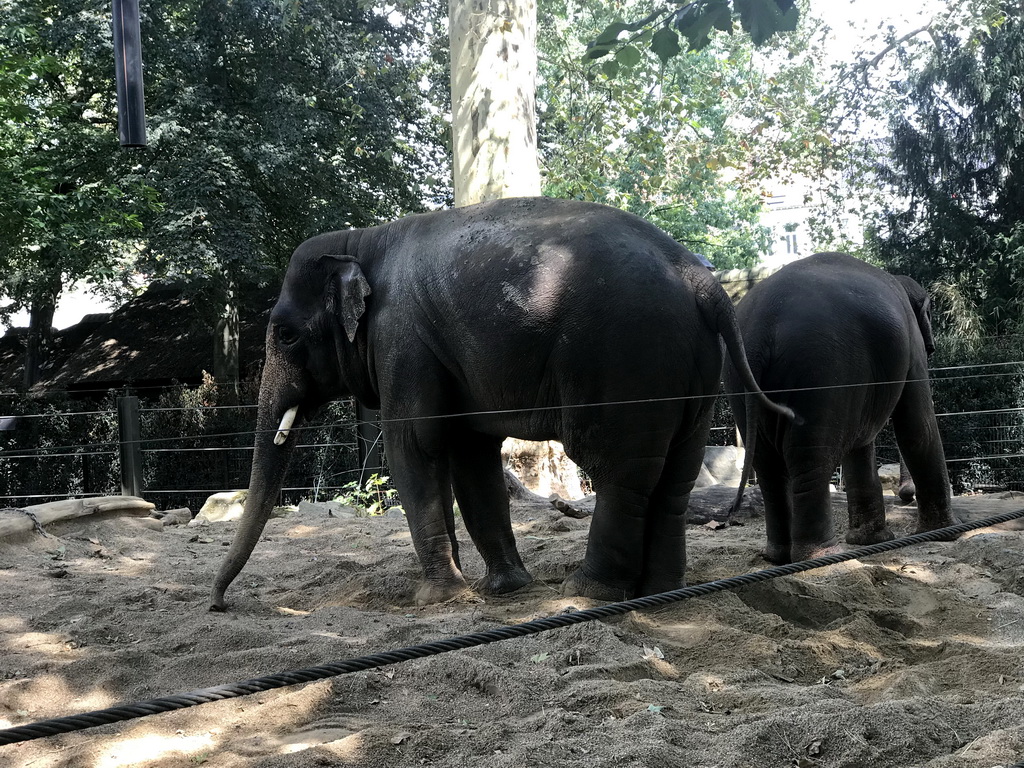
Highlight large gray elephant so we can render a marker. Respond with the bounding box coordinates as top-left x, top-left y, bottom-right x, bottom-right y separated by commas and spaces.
724, 252, 957, 564
209, 197, 793, 610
